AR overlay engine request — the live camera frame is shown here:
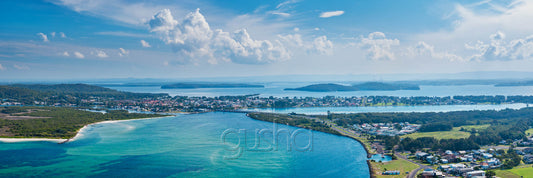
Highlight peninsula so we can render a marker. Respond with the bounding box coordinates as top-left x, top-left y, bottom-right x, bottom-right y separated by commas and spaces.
284, 82, 420, 92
